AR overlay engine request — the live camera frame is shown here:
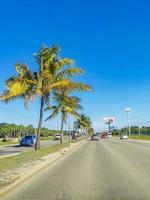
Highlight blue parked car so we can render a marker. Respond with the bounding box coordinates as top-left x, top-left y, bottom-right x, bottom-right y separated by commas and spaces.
20, 135, 37, 147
